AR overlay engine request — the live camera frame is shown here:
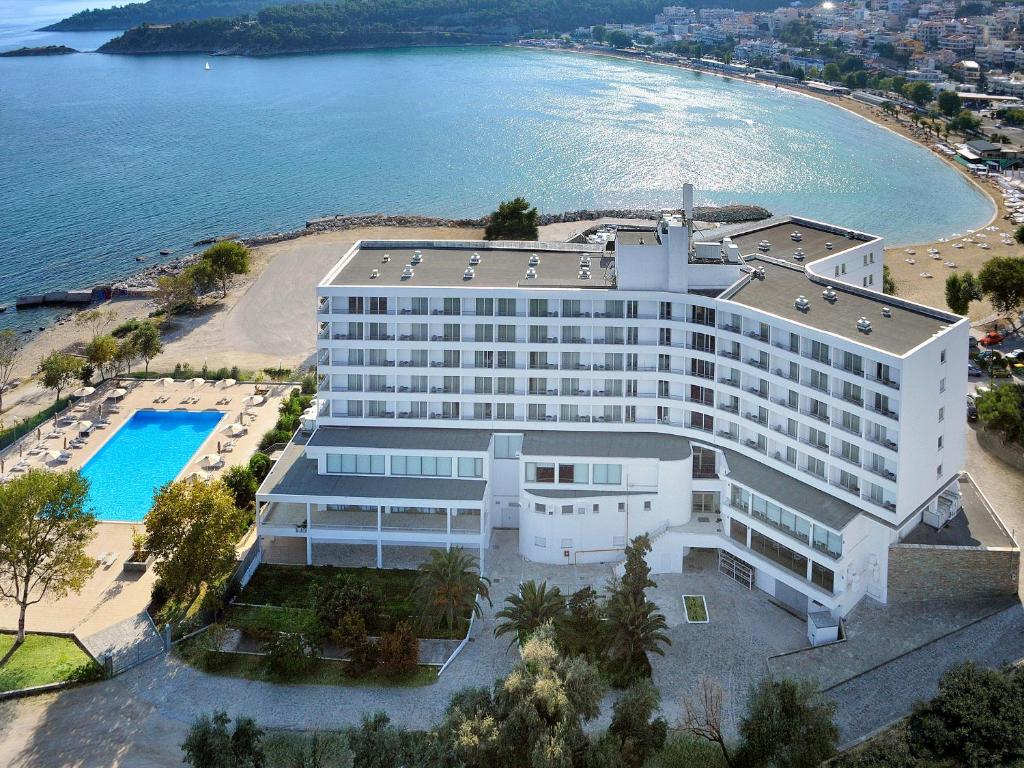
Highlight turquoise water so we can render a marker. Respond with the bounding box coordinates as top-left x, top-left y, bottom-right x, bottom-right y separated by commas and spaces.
0, 45, 993, 332
81, 409, 224, 522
